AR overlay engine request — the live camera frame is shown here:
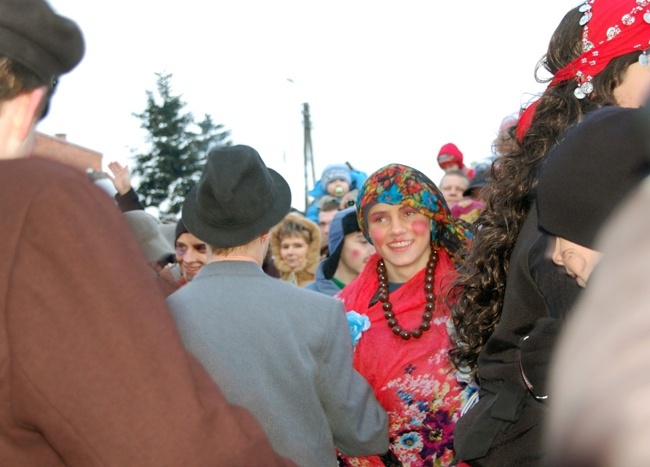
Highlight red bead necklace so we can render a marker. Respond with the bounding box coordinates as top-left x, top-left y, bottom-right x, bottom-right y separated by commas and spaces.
377, 248, 438, 341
